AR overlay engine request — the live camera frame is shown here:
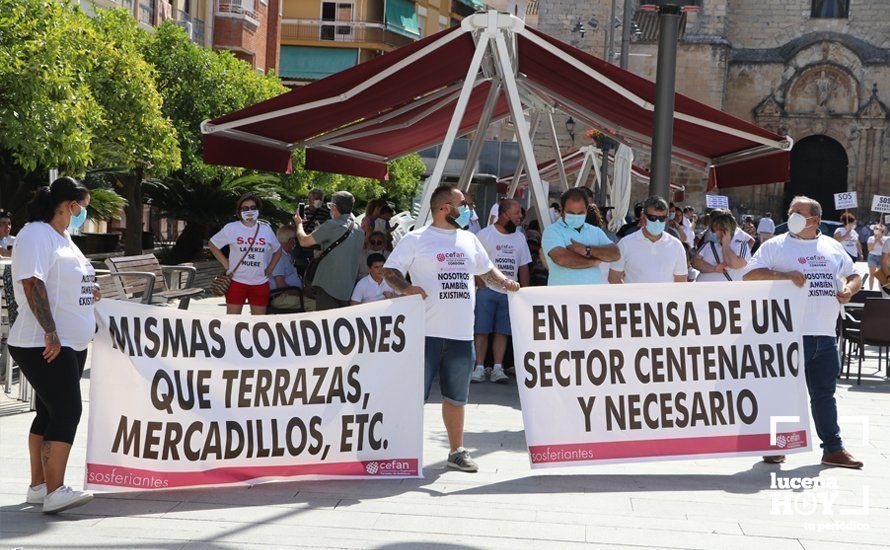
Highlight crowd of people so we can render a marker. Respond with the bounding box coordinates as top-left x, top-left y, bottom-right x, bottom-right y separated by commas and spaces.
3, 176, 890, 513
